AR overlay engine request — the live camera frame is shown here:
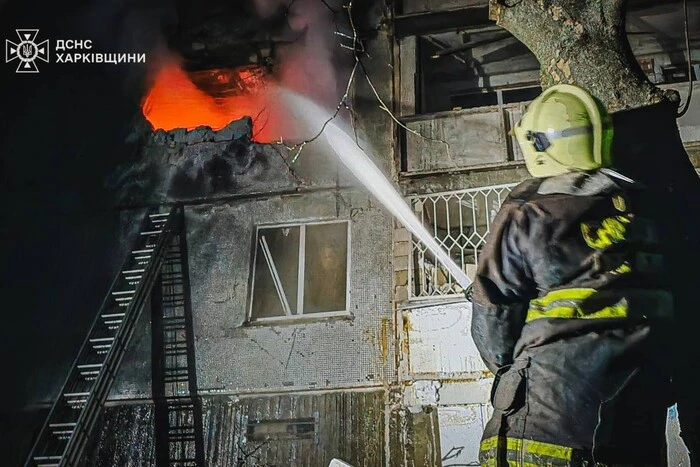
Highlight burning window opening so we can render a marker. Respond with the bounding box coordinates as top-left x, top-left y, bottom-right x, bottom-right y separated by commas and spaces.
141, 61, 287, 143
